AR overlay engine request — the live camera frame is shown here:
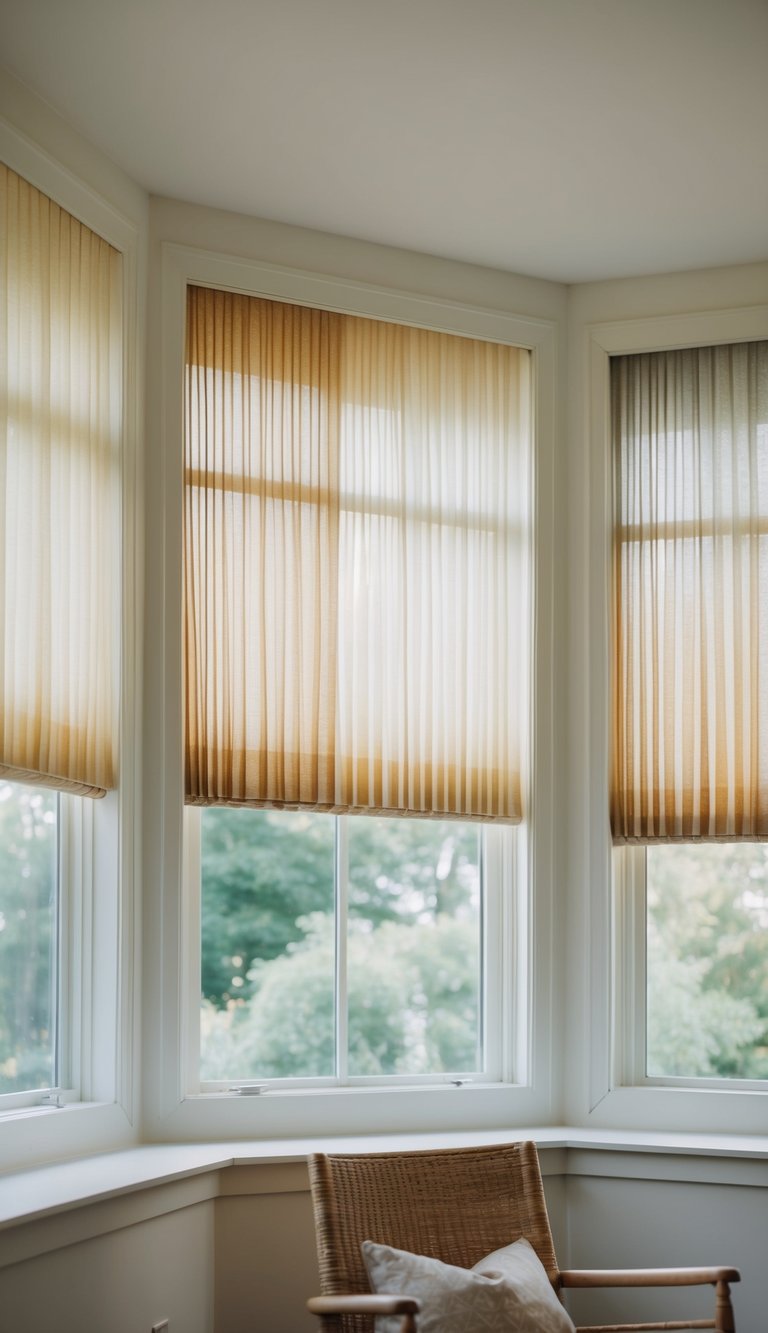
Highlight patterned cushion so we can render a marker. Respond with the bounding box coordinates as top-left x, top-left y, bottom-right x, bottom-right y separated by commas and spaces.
361, 1236, 576, 1333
